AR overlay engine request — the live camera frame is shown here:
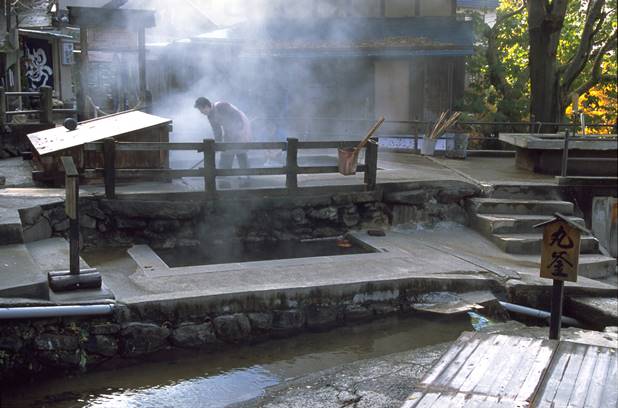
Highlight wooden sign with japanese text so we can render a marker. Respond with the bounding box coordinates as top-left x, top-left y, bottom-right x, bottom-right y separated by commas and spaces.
540, 220, 581, 282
